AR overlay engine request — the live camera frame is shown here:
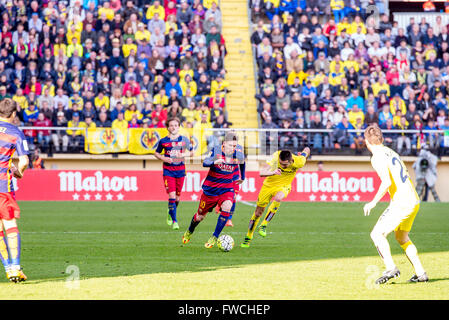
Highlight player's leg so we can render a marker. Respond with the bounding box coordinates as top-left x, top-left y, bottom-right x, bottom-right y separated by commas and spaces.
395, 230, 428, 282
164, 176, 181, 227
170, 177, 185, 230
370, 204, 404, 284
226, 199, 236, 227
2, 218, 25, 282
205, 199, 233, 248
0, 220, 11, 279
241, 186, 274, 247
394, 204, 428, 282
259, 186, 290, 237
168, 191, 178, 228
241, 205, 266, 248
182, 193, 215, 244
